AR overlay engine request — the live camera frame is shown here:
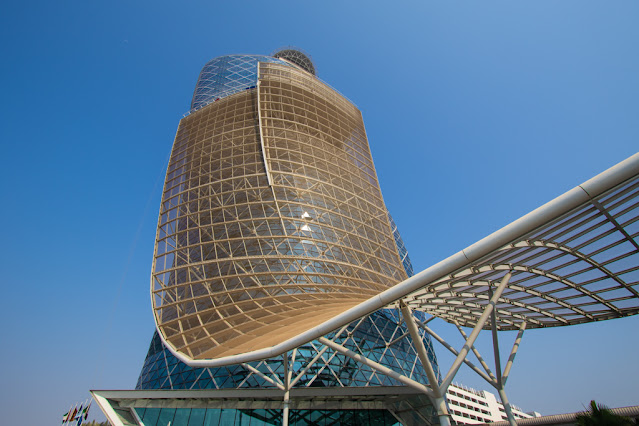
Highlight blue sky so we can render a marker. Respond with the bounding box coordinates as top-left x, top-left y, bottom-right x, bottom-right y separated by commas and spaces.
1, 1, 637, 424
